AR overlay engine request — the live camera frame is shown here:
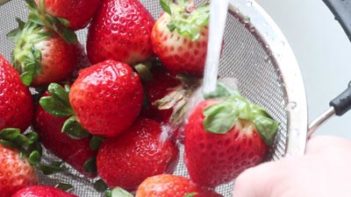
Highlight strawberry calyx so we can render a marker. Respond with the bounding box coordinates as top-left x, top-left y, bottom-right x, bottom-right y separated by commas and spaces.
83, 157, 97, 174
39, 83, 73, 117
8, 20, 51, 86
25, 0, 77, 43
160, 0, 209, 40
105, 187, 133, 197
39, 83, 90, 139
39, 83, 102, 174
0, 128, 65, 175
93, 180, 133, 196
203, 94, 279, 146
155, 75, 201, 126
55, 183, 74, 192
0, 128, 42, 165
